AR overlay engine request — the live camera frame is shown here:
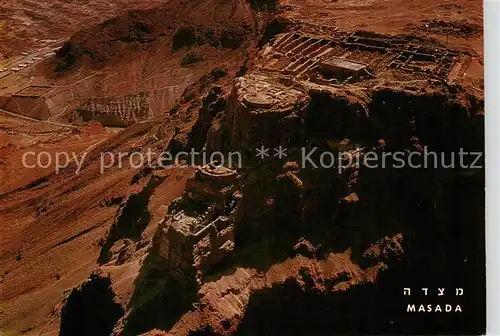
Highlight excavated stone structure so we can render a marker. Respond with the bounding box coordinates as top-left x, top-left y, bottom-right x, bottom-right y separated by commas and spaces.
185, 164, 239, 209
226, 73, 310, 152
75, 92, 151, 127
146, 24, 483, 334
155, 165, 240, 280
212, 25, 477, 157
257, 30, 472, 84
